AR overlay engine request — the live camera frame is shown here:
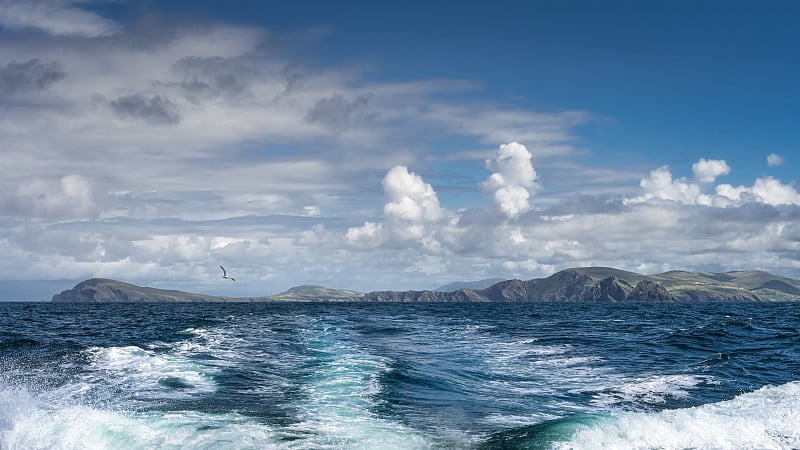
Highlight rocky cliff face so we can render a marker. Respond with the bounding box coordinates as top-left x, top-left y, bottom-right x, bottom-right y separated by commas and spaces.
628, 280, 675, 302
362, 270, 679, 303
